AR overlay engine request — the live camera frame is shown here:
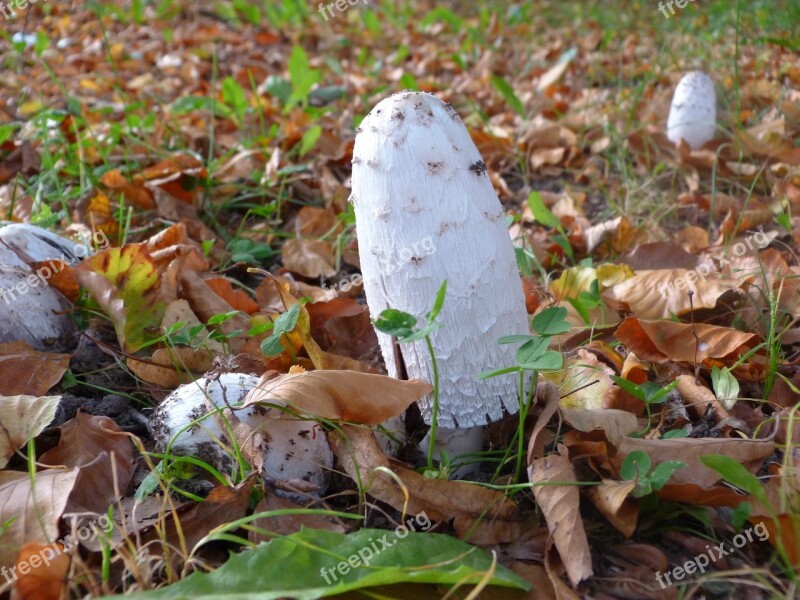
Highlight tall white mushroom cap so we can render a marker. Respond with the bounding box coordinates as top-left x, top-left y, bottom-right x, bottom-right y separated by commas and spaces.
666, 71, 717, 149
350, 91, 530, 431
